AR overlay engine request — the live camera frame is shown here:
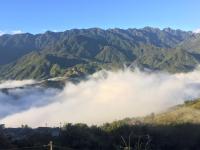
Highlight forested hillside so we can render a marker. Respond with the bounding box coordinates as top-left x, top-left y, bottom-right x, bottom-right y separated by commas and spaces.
0, 27, 200, 80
